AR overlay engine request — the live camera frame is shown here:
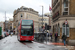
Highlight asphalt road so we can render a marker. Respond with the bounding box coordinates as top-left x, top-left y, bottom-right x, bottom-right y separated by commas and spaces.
0, 35, 68, 50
